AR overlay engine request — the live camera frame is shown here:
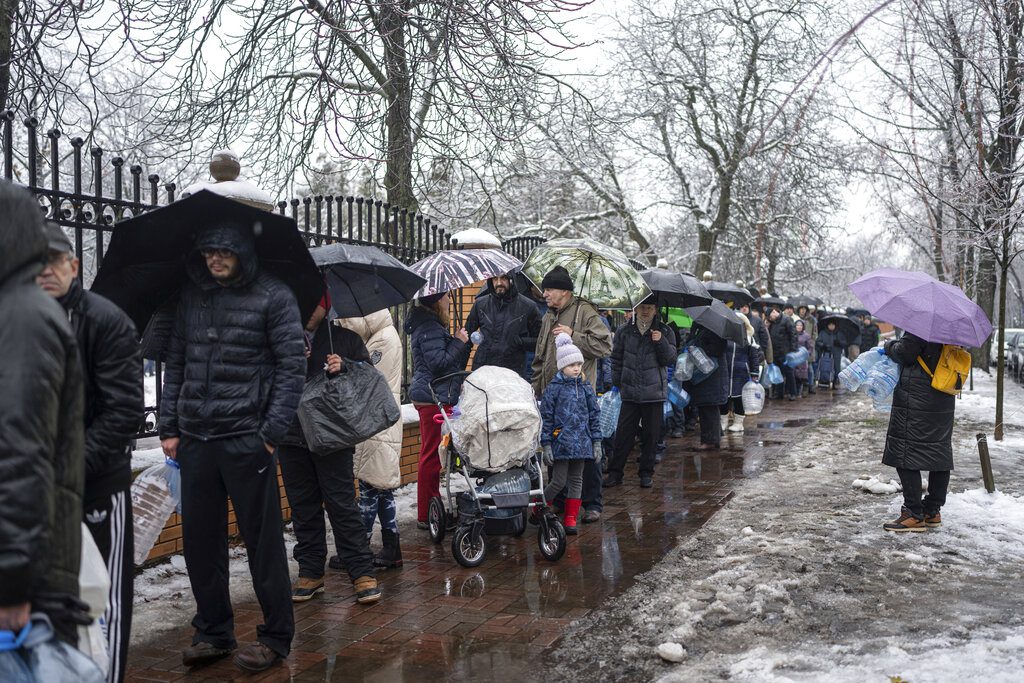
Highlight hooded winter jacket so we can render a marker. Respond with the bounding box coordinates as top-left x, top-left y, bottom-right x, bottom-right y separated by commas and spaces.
882, 333, 955, 471
611, 316, 677, 403
405, 304, 471, 405
686, 326, 730, 407
341, 310, 403, 490
815, 328, 846, 363
860, 322, 881, 350
539, 371, 602, 460
531, 295, 612, 396
794, 331, 813, 381
749, 312, 773, 364
465, 279, 541, 375
726, 339, 764, 397
769, 313, 798, 357
0, 185, 86, 645
58, 278, 144, 499
158, 223, 306, 446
